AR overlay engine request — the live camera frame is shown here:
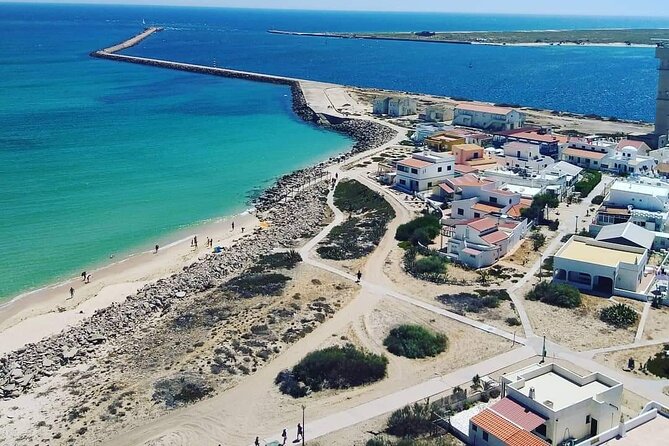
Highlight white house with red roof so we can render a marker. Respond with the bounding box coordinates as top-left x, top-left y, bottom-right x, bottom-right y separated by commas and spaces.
560, 137, 656, 175
446, 216, 527, 268
394, 151, 455, 192
453, 103, 526, 131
